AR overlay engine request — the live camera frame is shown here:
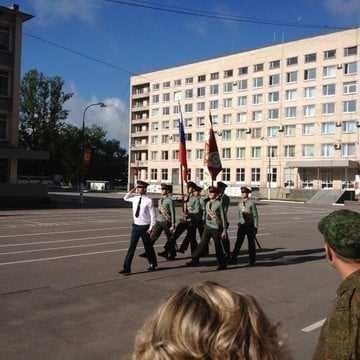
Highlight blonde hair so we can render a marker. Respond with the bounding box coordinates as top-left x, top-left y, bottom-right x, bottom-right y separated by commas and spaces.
132, 281, 287, 360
